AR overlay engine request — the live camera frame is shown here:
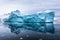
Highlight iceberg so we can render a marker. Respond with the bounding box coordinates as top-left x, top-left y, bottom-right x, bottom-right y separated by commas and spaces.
3, 10, 55, 33
4, 10, 54, 23
4, 10, 54, 34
